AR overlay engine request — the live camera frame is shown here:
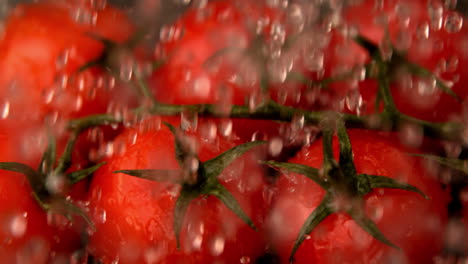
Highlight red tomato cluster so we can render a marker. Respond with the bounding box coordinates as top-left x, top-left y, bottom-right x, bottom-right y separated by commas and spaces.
0, 0, 466, 263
